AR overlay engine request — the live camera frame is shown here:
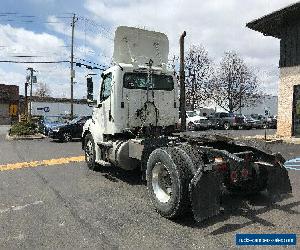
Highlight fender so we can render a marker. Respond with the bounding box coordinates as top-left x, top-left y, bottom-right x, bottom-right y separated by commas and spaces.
82, 118, 104, 162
